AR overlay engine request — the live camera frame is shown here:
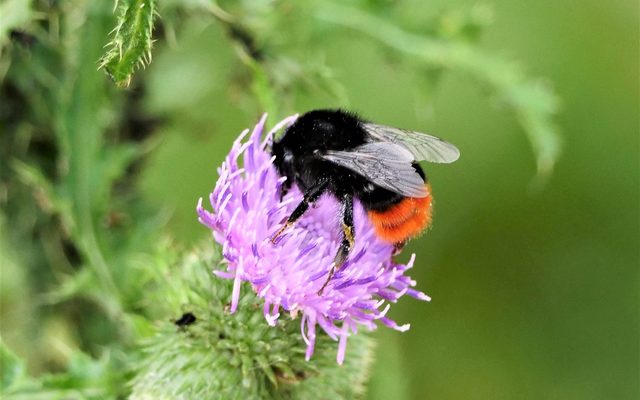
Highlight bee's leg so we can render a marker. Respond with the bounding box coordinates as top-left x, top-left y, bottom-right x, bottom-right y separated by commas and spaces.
318, 193, 354, 295
271, 179, 328, 243
279, 179, 291, 202
393, 241, 406, 255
